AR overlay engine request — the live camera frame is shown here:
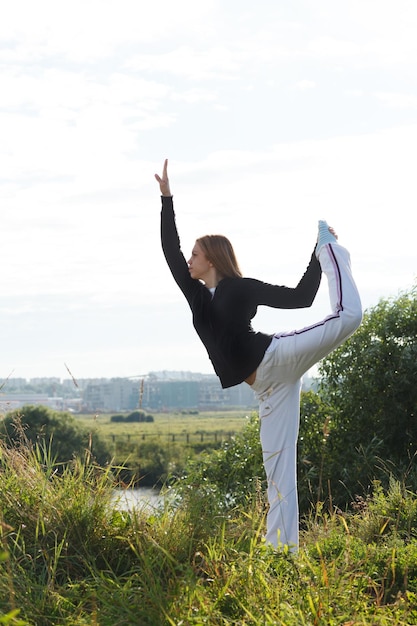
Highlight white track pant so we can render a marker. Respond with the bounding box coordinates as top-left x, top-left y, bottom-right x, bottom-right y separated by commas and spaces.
251, 243, 362, 551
